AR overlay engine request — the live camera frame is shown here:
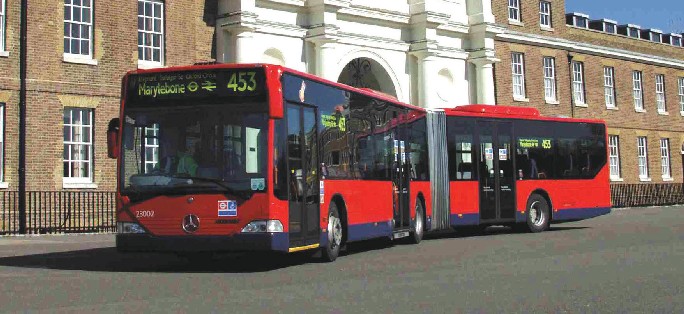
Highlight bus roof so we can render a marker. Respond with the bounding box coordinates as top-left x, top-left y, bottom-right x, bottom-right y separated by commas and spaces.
443, 104, 606, 125
125, 63, 427, 113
